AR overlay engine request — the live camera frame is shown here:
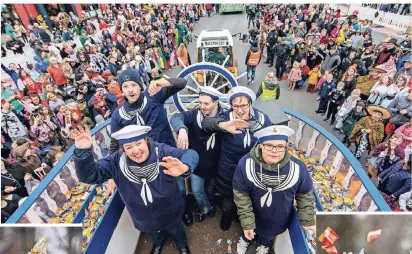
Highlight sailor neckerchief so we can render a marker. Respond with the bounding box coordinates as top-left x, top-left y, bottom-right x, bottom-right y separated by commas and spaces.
119, 144, 159, 206
245, 158, 300, 208
196, 104, 224, 151
229, 108, 265, 148
119, 96, 148, 125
